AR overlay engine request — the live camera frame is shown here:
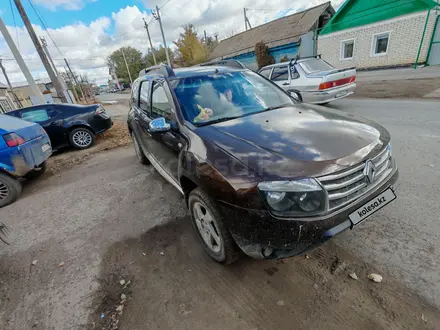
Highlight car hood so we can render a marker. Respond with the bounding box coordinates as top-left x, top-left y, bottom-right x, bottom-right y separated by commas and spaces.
196, 104, 390, 181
